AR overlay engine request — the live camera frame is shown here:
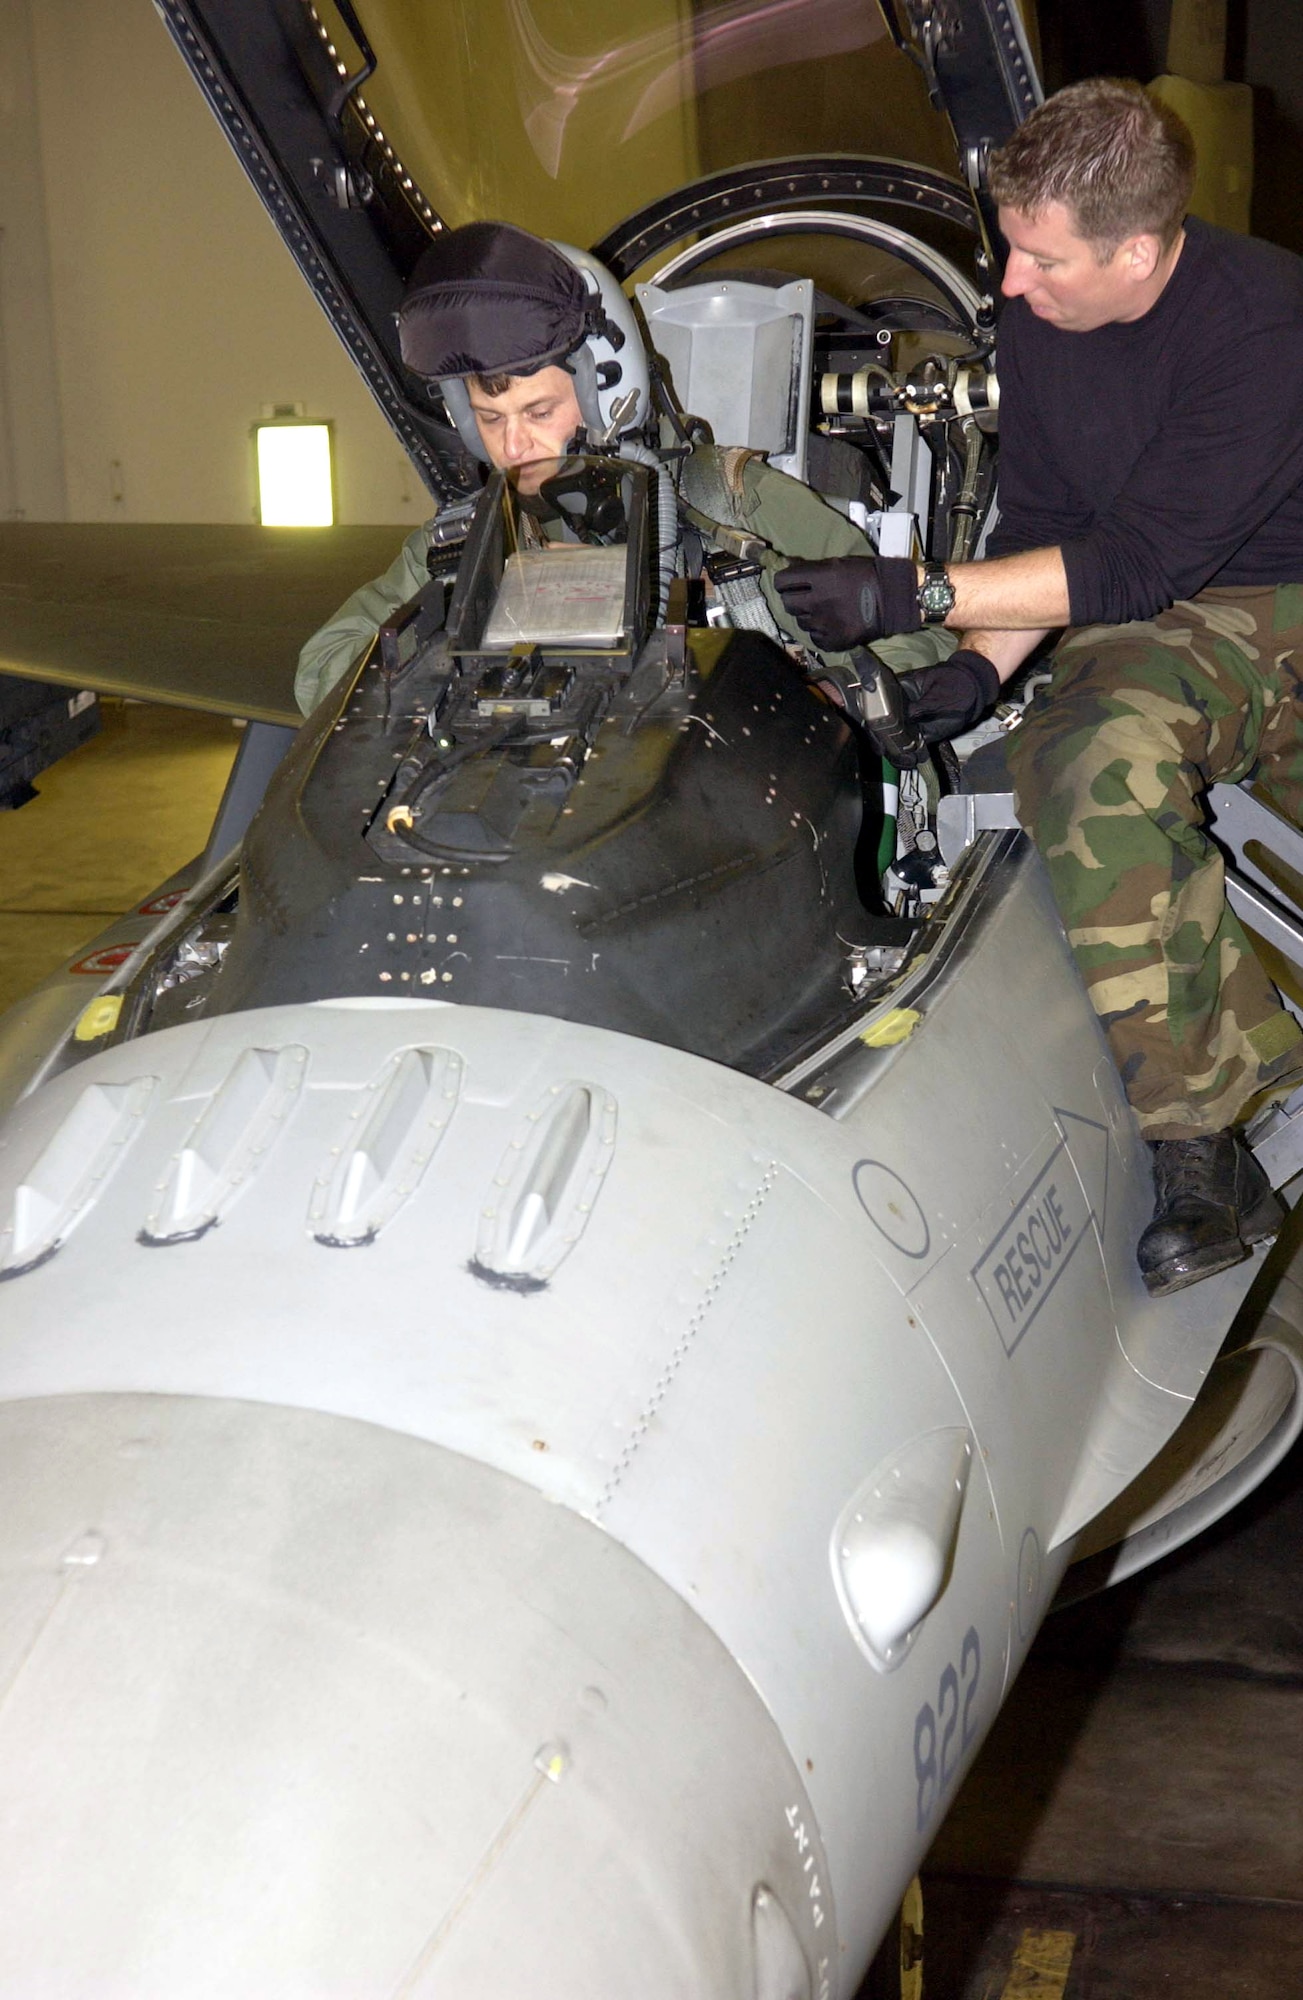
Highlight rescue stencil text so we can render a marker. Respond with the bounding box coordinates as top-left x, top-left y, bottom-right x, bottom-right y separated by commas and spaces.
971, 1140, 1091, 1353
